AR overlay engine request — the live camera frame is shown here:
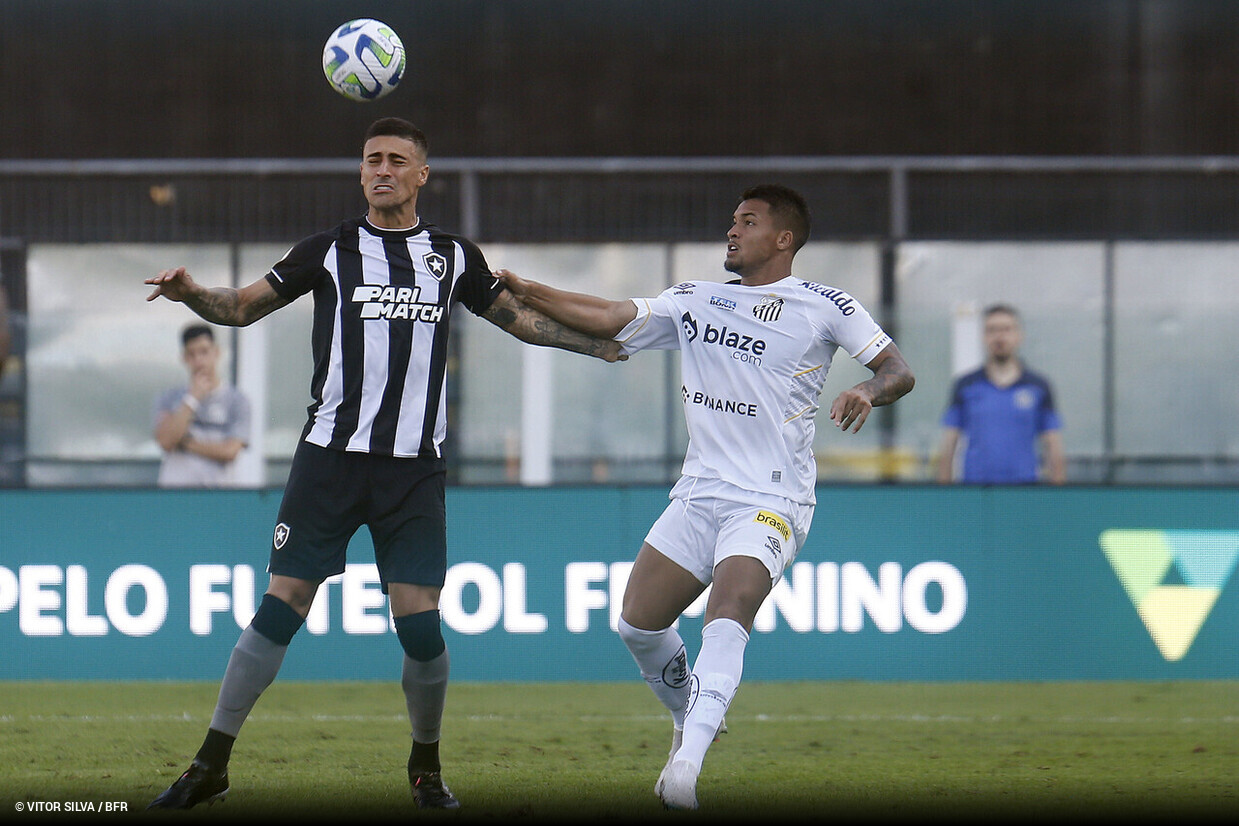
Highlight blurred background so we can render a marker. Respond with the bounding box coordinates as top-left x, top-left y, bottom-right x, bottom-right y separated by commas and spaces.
3, 0, 1239, 488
